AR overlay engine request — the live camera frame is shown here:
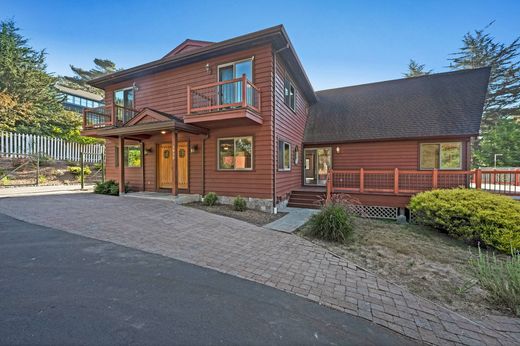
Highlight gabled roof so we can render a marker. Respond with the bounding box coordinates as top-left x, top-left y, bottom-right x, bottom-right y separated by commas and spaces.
88, 25, 316, 103
125, 107, 184, 126
55, 84, 104, 101
162, 39, 214, 59
304, 67, 491, 144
